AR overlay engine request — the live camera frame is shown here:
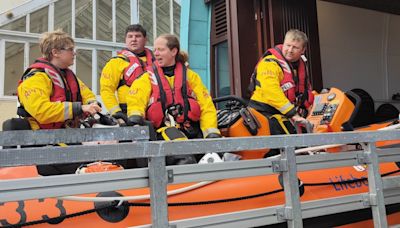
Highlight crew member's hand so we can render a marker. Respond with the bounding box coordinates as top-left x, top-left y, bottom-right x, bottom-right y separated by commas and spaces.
112, 111, 128, 125
291, 114, 307, 124
82, 103, 102, 115
127, 115, 144, 126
